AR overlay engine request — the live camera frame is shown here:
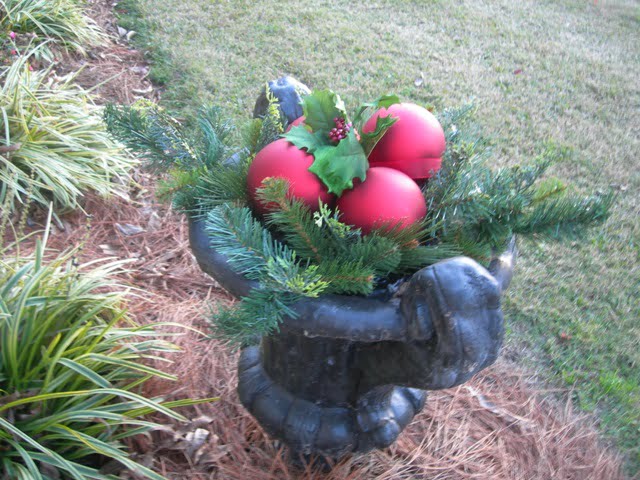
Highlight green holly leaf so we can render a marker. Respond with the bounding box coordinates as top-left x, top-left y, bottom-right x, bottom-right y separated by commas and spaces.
282, 124, 330, 153
309, 131, 368, 196
360, 114, 398, 156
352, 94, 400, 124
302, 89, 348, 133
